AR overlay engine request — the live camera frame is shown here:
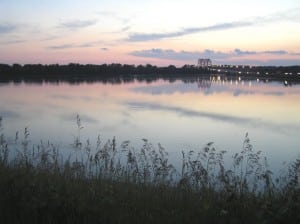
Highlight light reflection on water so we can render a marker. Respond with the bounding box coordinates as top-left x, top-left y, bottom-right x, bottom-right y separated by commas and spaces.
0, 77, 299, 172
